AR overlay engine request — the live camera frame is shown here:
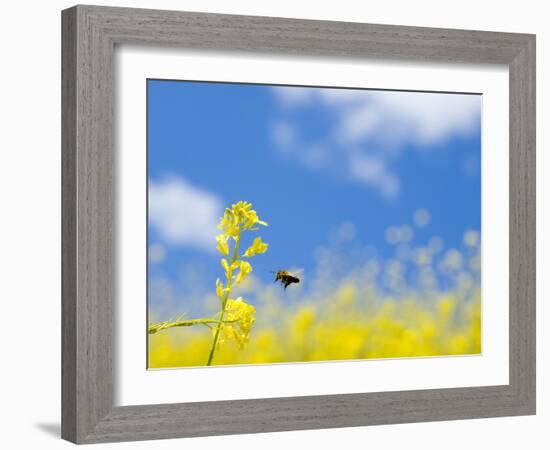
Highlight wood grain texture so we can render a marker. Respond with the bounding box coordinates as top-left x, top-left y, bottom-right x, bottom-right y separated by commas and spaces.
61, 4, 536, 444
508, 36, 536, 408
61, 7, 77, 443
